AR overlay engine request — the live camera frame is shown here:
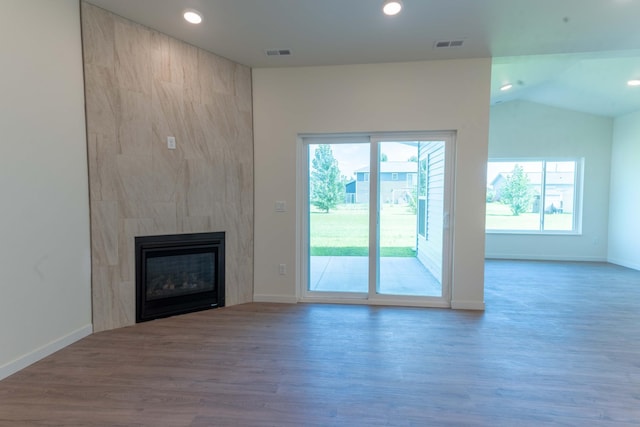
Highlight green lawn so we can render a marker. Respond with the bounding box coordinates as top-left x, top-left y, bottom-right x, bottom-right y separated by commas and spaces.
310, 204, 416, 257
486, 202, 573, 231
311, 201, 573, 258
